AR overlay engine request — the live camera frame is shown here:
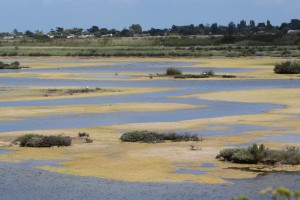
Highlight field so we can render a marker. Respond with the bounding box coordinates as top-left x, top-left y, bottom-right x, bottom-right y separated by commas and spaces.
0, 36, 300, 57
